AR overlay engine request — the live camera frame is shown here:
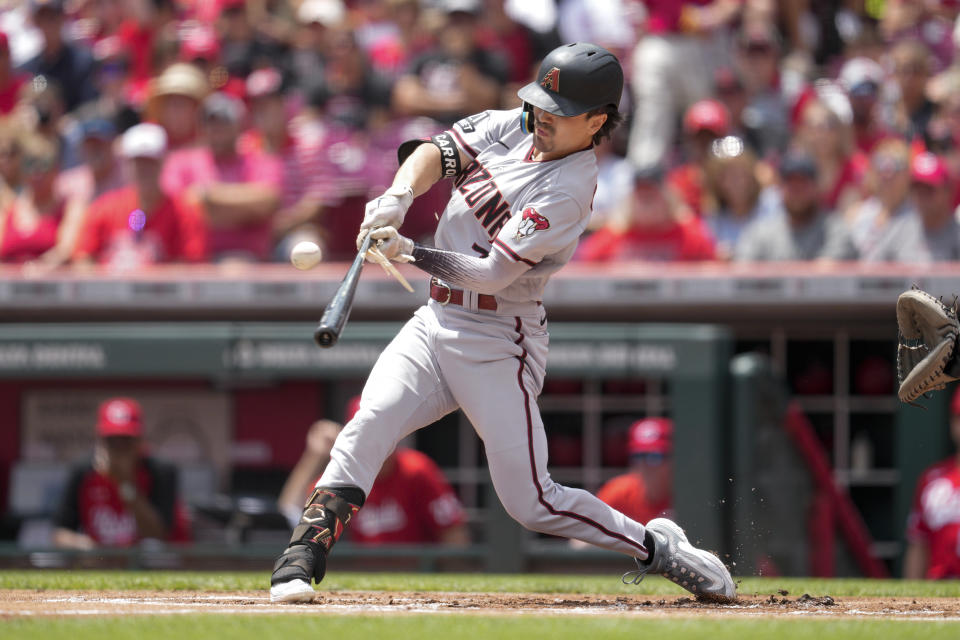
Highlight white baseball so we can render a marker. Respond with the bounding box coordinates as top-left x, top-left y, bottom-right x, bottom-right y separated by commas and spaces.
290, 241, 323, 270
